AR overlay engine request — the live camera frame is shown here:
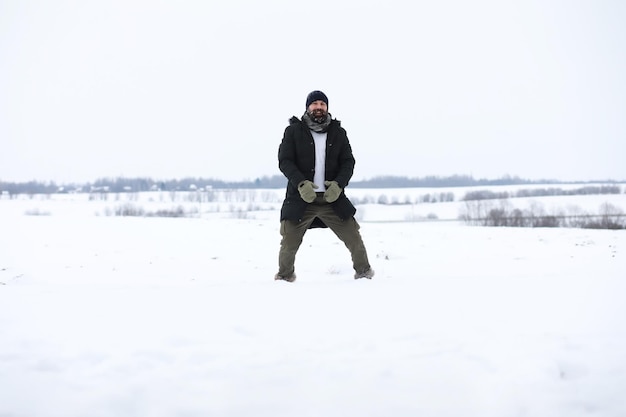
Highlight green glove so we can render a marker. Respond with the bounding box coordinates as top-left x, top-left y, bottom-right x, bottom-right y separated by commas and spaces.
323, 180, 342, 203
298, 180, 318, 203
